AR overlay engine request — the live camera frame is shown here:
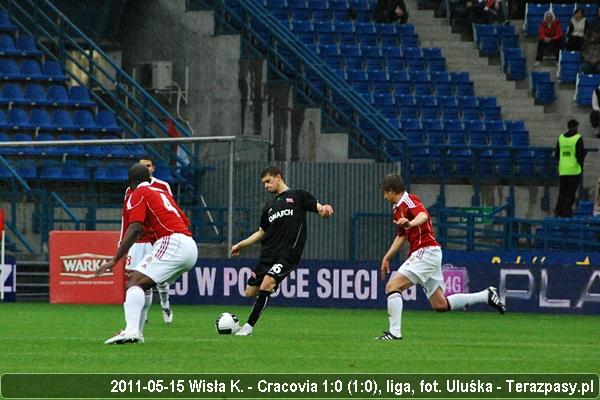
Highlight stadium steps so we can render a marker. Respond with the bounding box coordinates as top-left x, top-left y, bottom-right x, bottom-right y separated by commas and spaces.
15, 260, 49, 302
408, 3, 600, 188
